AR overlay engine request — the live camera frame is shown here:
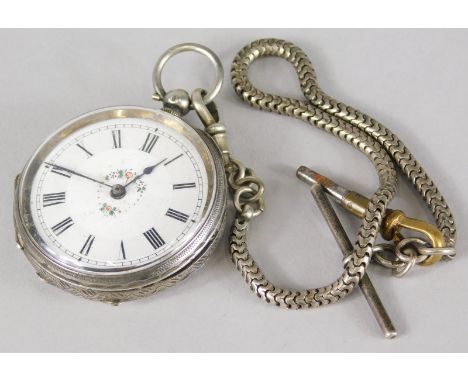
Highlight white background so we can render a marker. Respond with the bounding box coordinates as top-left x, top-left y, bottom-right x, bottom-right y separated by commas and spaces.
0, 29, 467, 352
